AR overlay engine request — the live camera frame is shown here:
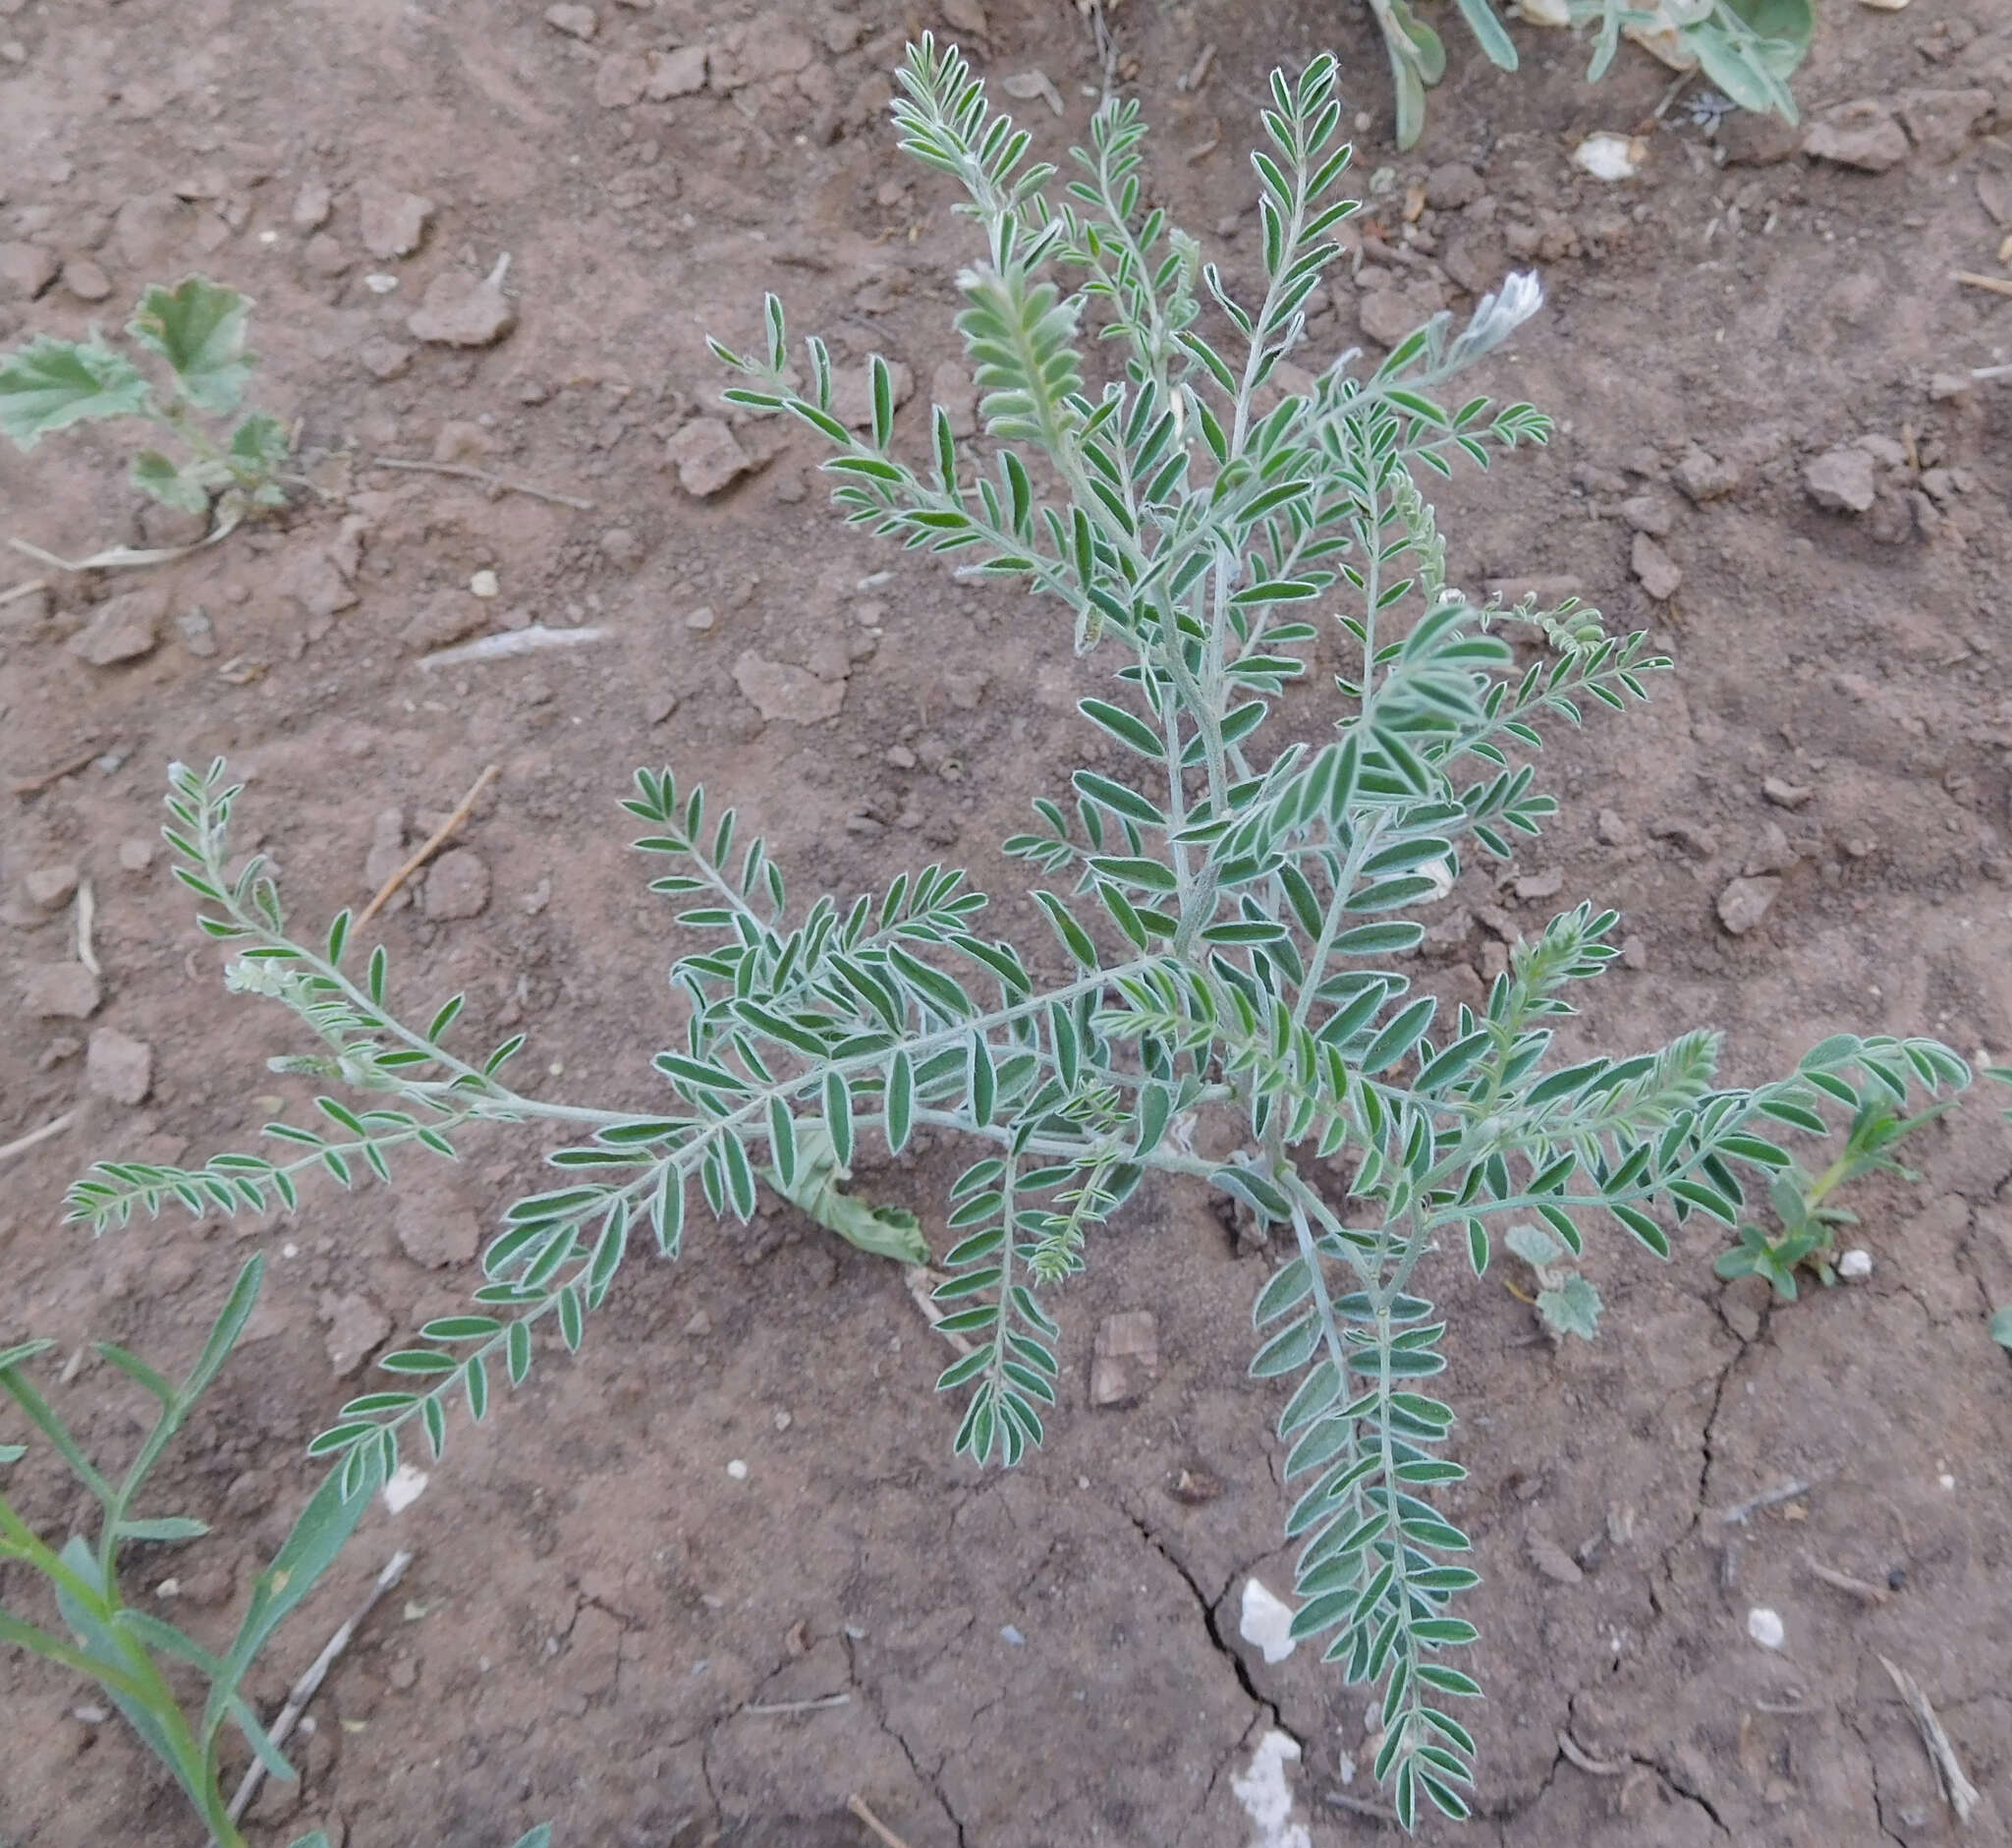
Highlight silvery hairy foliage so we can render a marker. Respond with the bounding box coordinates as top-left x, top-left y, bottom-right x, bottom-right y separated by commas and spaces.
68, 40, 1970, 1827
